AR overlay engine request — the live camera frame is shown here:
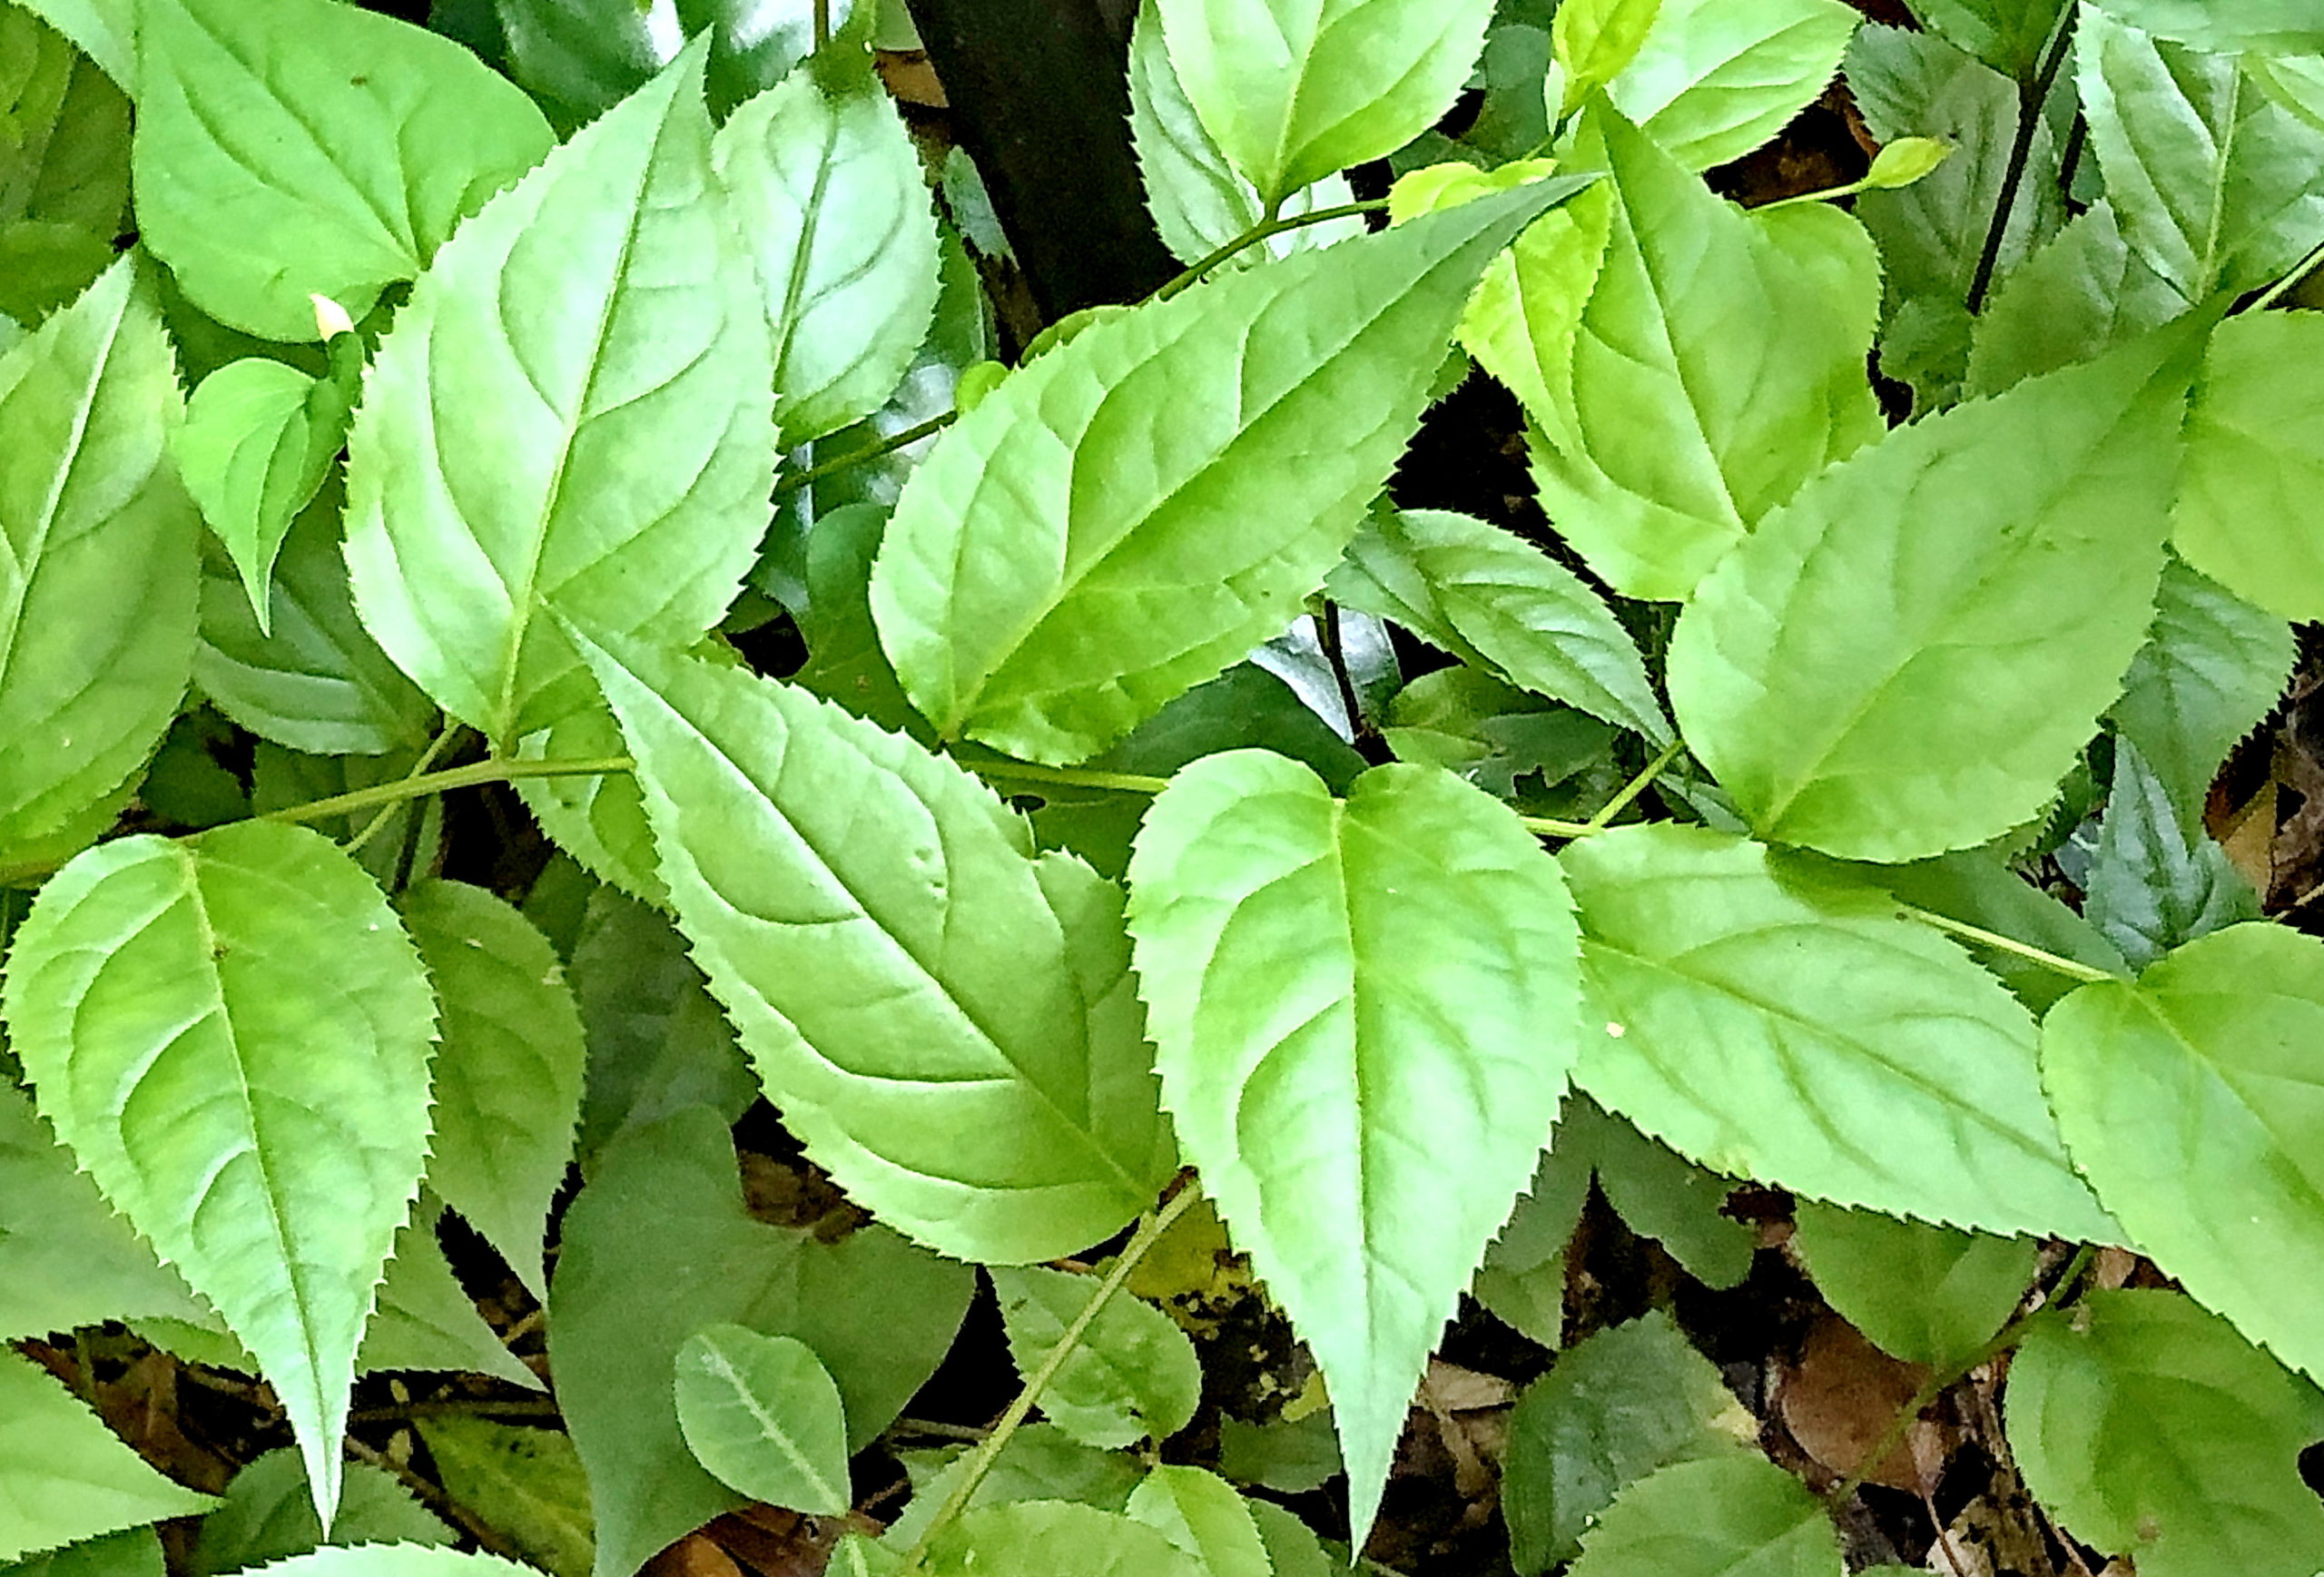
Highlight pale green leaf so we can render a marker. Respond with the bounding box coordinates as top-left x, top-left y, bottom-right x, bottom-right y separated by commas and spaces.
0, 1527, 162, 1577
0, 1350, 214, 1563
1125, 1467, 1270, 1577
2076, 5, 2324, 302
674, 1326, 851, 1515
1864, 135, 1955, 187
2089, 0, 2324, 54
1524, 107, 1882, 602
195, 478, 439, 759
7, 0, 130, 91
1562, 824, 2116, 1238
361, 1201, 544, 1391
0, 258, 196, 854
566, 889, 753, 1168
1554, 0, 1662, 116
712, 55, 940, 446
516, 701, 665, 908
1503, 1313, 1752, 1572
235, 1548, 536, 1577
871, 178, 1581, 762
133, 0, 553, 340
1328, 508, 1669, 742
1127, 750, 1581, 1545
1668, 320, 2198, 860
1127, 0, 1364, 268
1788, 1201, 2035, 1370
188, 1450, 449, 1577
2042, 924, 2324, 1385
2173, 309, 2324, 622
0, 1082, 208, 1340
584, 639, 1176, 1261
1908, 0, 2069, 79
171, 346, 359, 634
401, 879, 587, 1298
1566, 1454, 1842, 1577
990, 1267, 1201, 1449
342, 46, 774, 746
1604, 0, 1861, 172
3, 822, 438, 1521
2108, 554, 2291, 823
547, 1108, 972, 1577
1965, 202, 2187, 396
2006, 1289, 2324, 1577
920, 1502, 1202, 1577
1246, 1502, 1334, 1577
416, 1420, 594, 1577
2083, 740, 2260, 971
1152, 0, 1493, 202
2249, 52, 2324, 133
